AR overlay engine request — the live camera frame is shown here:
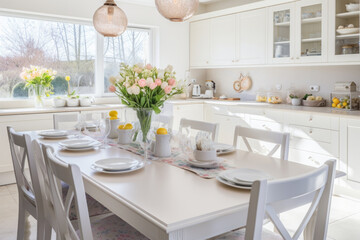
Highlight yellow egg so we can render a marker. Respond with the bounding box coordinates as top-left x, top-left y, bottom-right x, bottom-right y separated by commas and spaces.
118, 125, 125, 130
109, 110, 118, 118
156, 128, 168, 135
124, 123, 133, 130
